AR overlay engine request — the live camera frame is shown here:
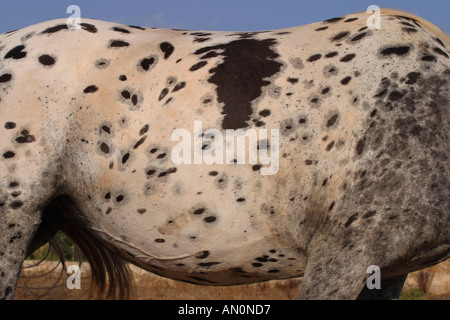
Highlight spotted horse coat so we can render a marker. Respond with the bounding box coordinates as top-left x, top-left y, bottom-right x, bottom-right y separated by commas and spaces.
0, 9, 449, 300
